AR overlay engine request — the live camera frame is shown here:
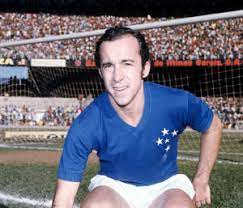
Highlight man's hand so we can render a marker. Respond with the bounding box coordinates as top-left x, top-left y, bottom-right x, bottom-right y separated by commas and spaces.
192, 176, 211, 207
192, 114, 222, 207
52, 179, 80, 208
